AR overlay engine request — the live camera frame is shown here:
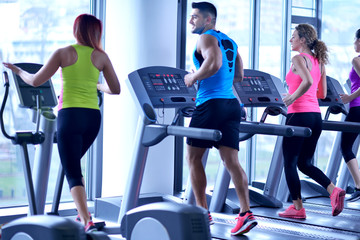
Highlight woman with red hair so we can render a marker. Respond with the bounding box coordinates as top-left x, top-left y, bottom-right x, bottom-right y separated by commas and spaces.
3, 14, 120, 231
